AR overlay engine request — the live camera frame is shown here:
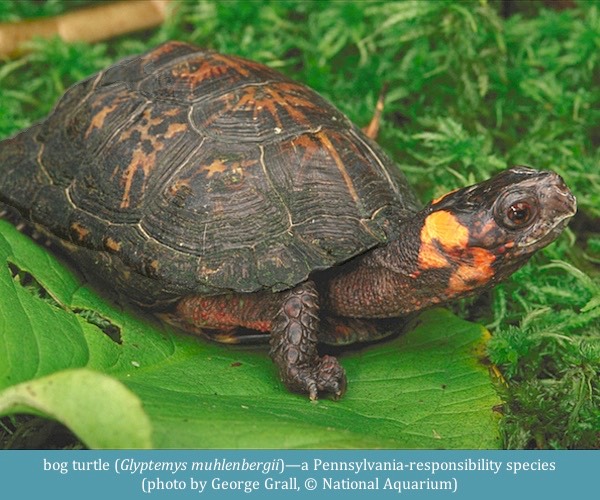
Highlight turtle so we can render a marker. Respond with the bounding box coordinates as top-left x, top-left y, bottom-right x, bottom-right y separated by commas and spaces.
0, 41, 576, 400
